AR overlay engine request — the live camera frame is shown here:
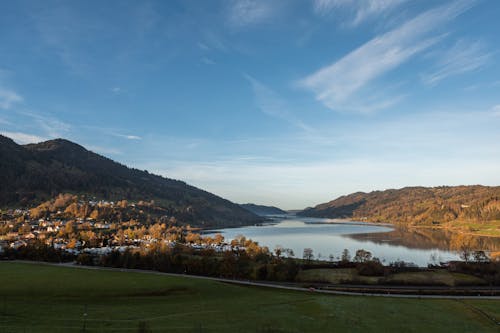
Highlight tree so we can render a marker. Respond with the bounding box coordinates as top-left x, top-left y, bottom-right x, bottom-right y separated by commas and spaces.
473, 250, 489, 263
303, 248, 313, 262
185, 232, 201, 244
64, 221, 74, 235
274, 245, 283, 259
284, 248, 295, 258
213, 233, 224, 245
341, 249, 351, 262
67, 238, 78, 249
353, 249, 372, 263
429, 252, 440, 266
